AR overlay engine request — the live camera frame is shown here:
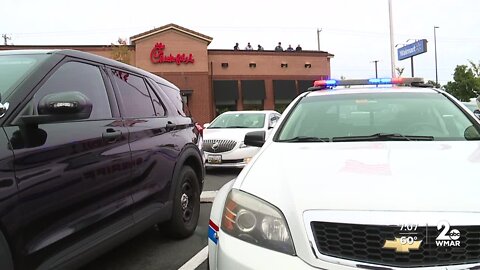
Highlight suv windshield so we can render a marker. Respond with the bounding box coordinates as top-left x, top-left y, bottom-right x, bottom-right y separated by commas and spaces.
208, 113, 266, 129
277, 92, 480, 142
0, 54, 47, 100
